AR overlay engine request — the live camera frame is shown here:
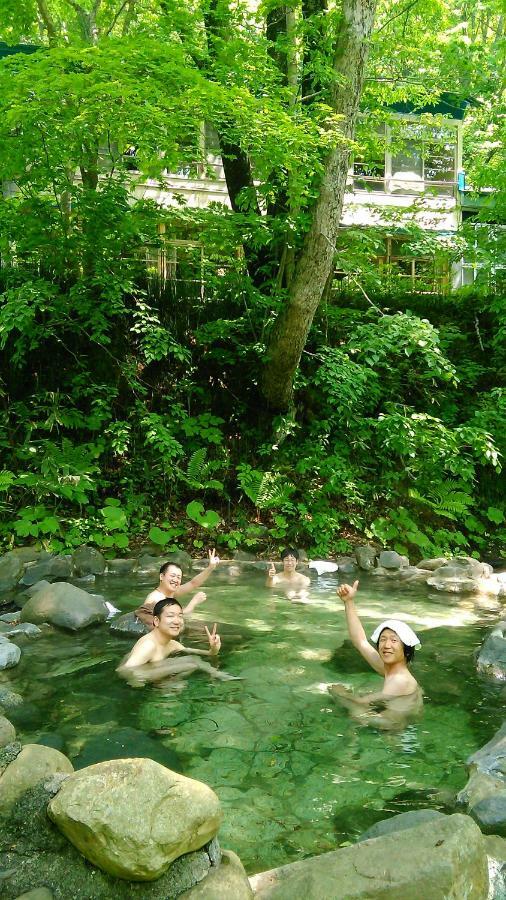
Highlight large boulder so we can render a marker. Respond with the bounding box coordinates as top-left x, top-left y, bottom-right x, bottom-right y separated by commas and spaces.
426, 556, 501, 594
20, 561, 57, 586
417, 556, 449, 571
0, 640, 21, 669
0, 744, 73, 816
458, 723, 506, 838
179, 850, 253, 899
476, 622, 506, 680
250, 814, 488, 899
0, 771, 219, 899
72, 546, 106, 577
48, 758, 222, 881
20, 582, 107, 631
378, 550, 409, 570
0, 552, 24, 591
354, 545, 378, 570
107, 559, 137, 576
